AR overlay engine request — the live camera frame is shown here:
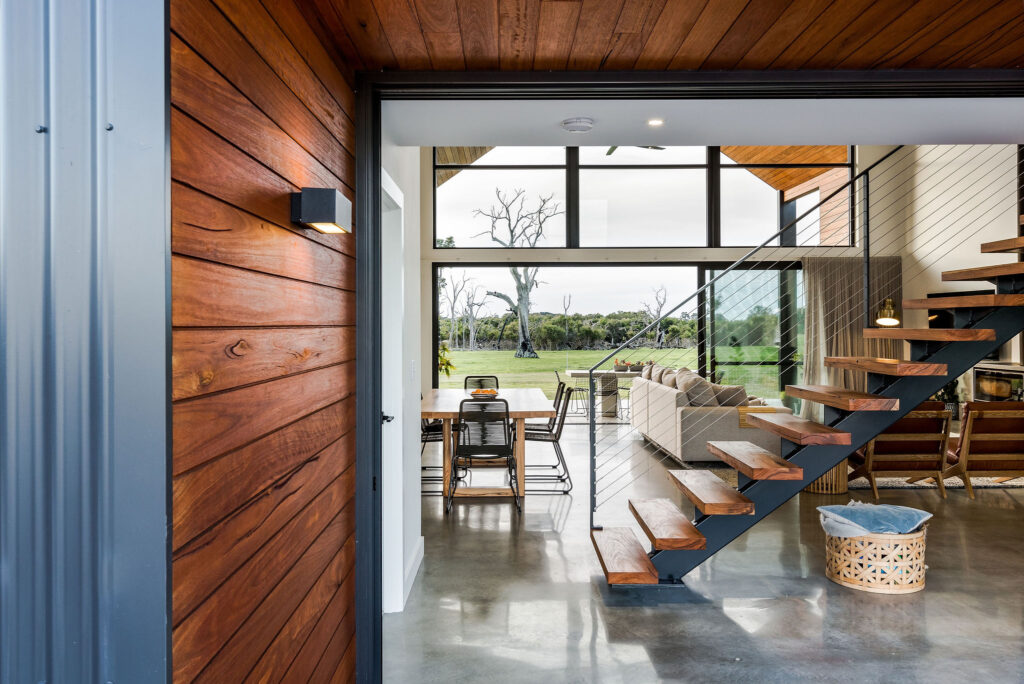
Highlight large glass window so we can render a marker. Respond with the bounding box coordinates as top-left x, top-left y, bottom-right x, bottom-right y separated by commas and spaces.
434, 147, 566, 248
433, 145, 853, 248
707, 267, 804, 408
579, 169, 706, 247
